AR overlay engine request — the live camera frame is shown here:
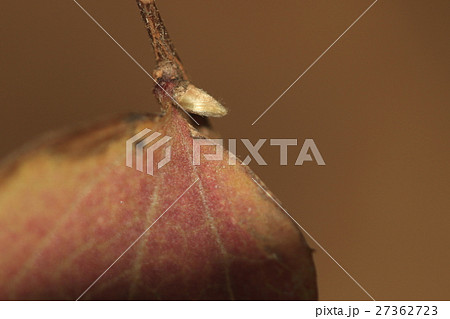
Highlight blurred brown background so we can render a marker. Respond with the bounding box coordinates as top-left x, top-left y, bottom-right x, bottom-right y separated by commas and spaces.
1, 0, 449, 300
